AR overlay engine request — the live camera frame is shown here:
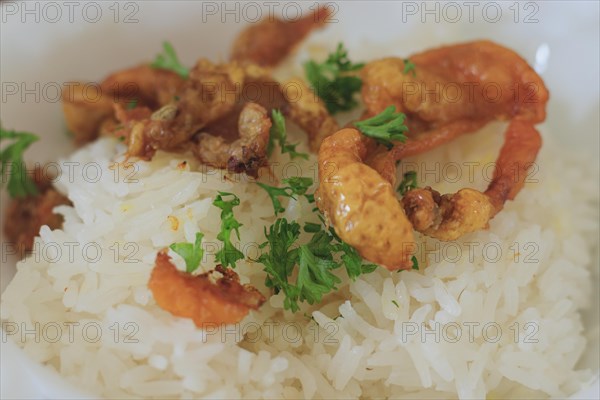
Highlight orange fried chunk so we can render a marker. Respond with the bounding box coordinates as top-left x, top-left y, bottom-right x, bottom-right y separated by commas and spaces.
230, 6, 331, 67
62, 66, 184, 145
316, 128, 415, 270
3, 167, 71, 256
148, 251, 265, 326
